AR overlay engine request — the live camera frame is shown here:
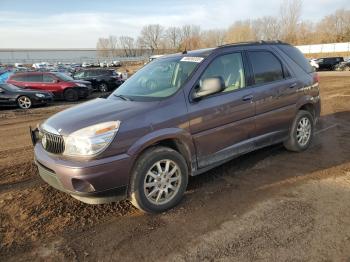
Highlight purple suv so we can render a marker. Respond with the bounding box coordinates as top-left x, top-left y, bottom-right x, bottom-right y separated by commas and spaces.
31, 41, 321, 213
